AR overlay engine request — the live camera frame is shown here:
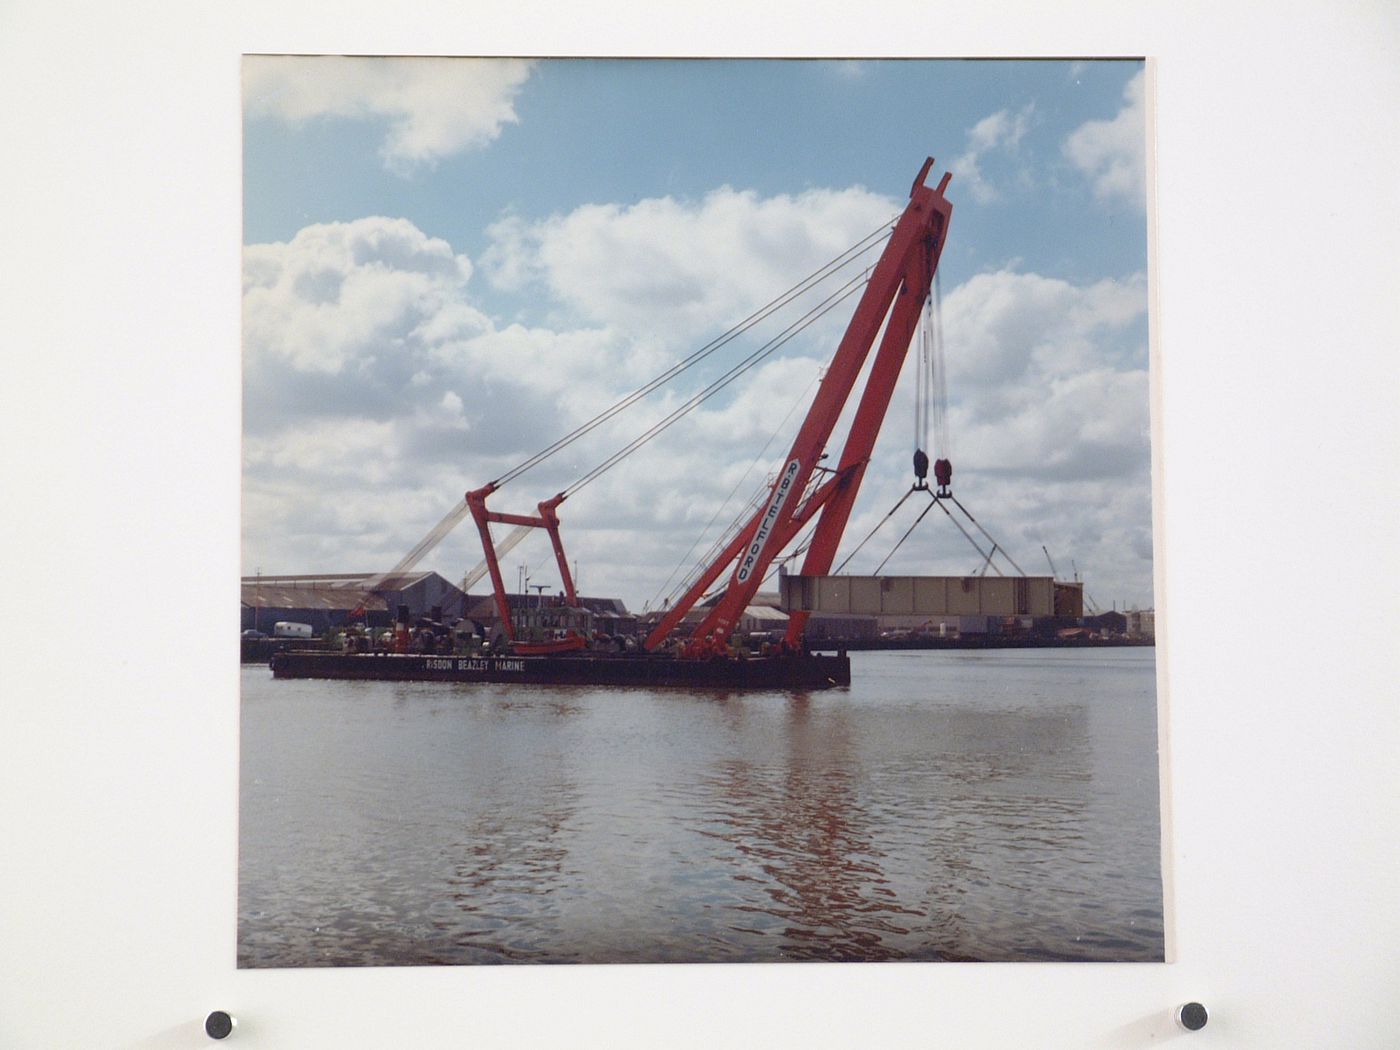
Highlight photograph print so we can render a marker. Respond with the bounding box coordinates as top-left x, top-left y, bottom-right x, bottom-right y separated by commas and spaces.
239, 56, 1163, 966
